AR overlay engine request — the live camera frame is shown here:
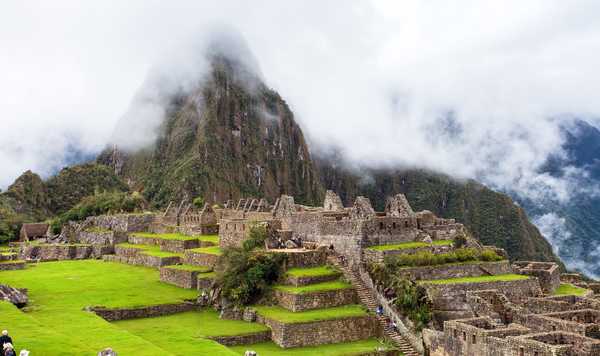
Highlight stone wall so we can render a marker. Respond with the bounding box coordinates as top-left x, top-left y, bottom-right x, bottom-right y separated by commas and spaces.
513, 261, 561, 294
397, 261, 513, 281
523, 309, 600, 338
90, 302, 197, 321
259, 315, 379, 348
159, 267, 206, 289
21, 244, 113, 261
274, 288, 357, 312
77, 230, 122, 245
87, 213, 155, 233
283, 271, 341, 286
0, 261, 26, 271
207, 330, 272, 346
182, 250, 219, 267
273, 250, 327, 268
